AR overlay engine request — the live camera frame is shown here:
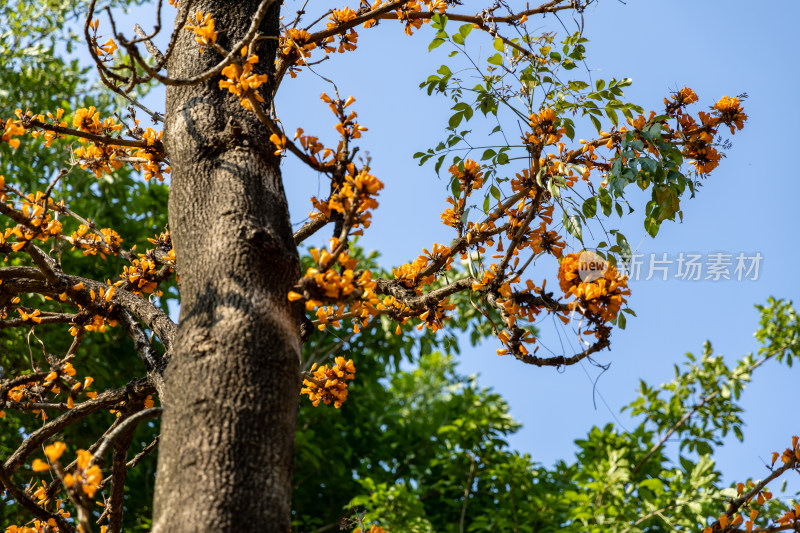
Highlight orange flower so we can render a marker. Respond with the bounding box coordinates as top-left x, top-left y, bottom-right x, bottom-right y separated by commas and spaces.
185, 11, 217, 51
713, 95, 747, 133
31, 459, 50, 472
45, 441, 67, 462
